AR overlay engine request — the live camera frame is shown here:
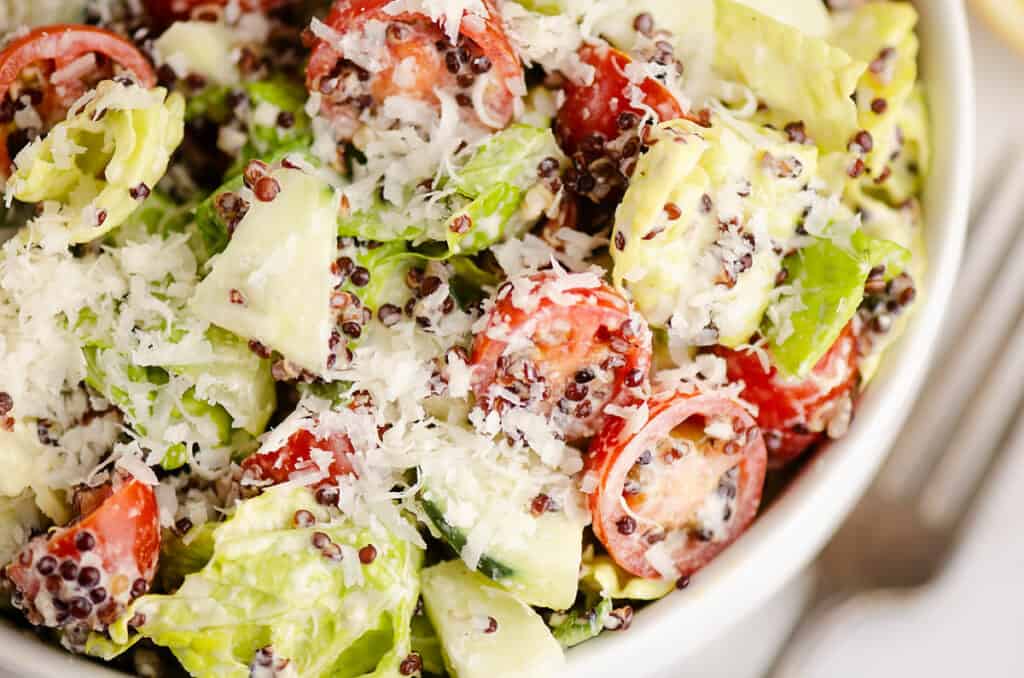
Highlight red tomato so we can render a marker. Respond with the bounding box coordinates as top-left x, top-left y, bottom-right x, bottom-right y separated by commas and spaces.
306, 0, 523, 136
144, 0, 287, 24
555, 43, 685, 157
0, 25, 156, 176
586, 389, 767, 580
470, 270, 653, 442
716, 324, 860, 466
241, 427, 356, 489
5, 476, 160, 632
